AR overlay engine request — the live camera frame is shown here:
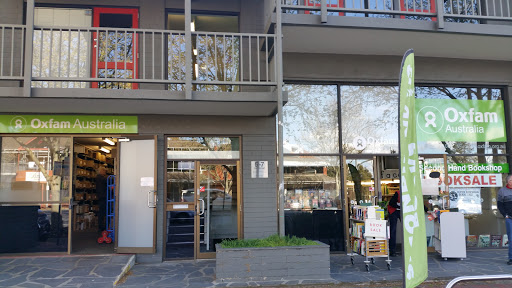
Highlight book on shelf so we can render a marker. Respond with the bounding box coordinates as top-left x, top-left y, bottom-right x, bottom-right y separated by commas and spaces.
490, 235, 502, 248
375, 209, 385, 220
503, 234, 509, 248
477, 234, 490, 248
351, 205, 382, 220
351, 223, 365, 238
466, 235, 477, 247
